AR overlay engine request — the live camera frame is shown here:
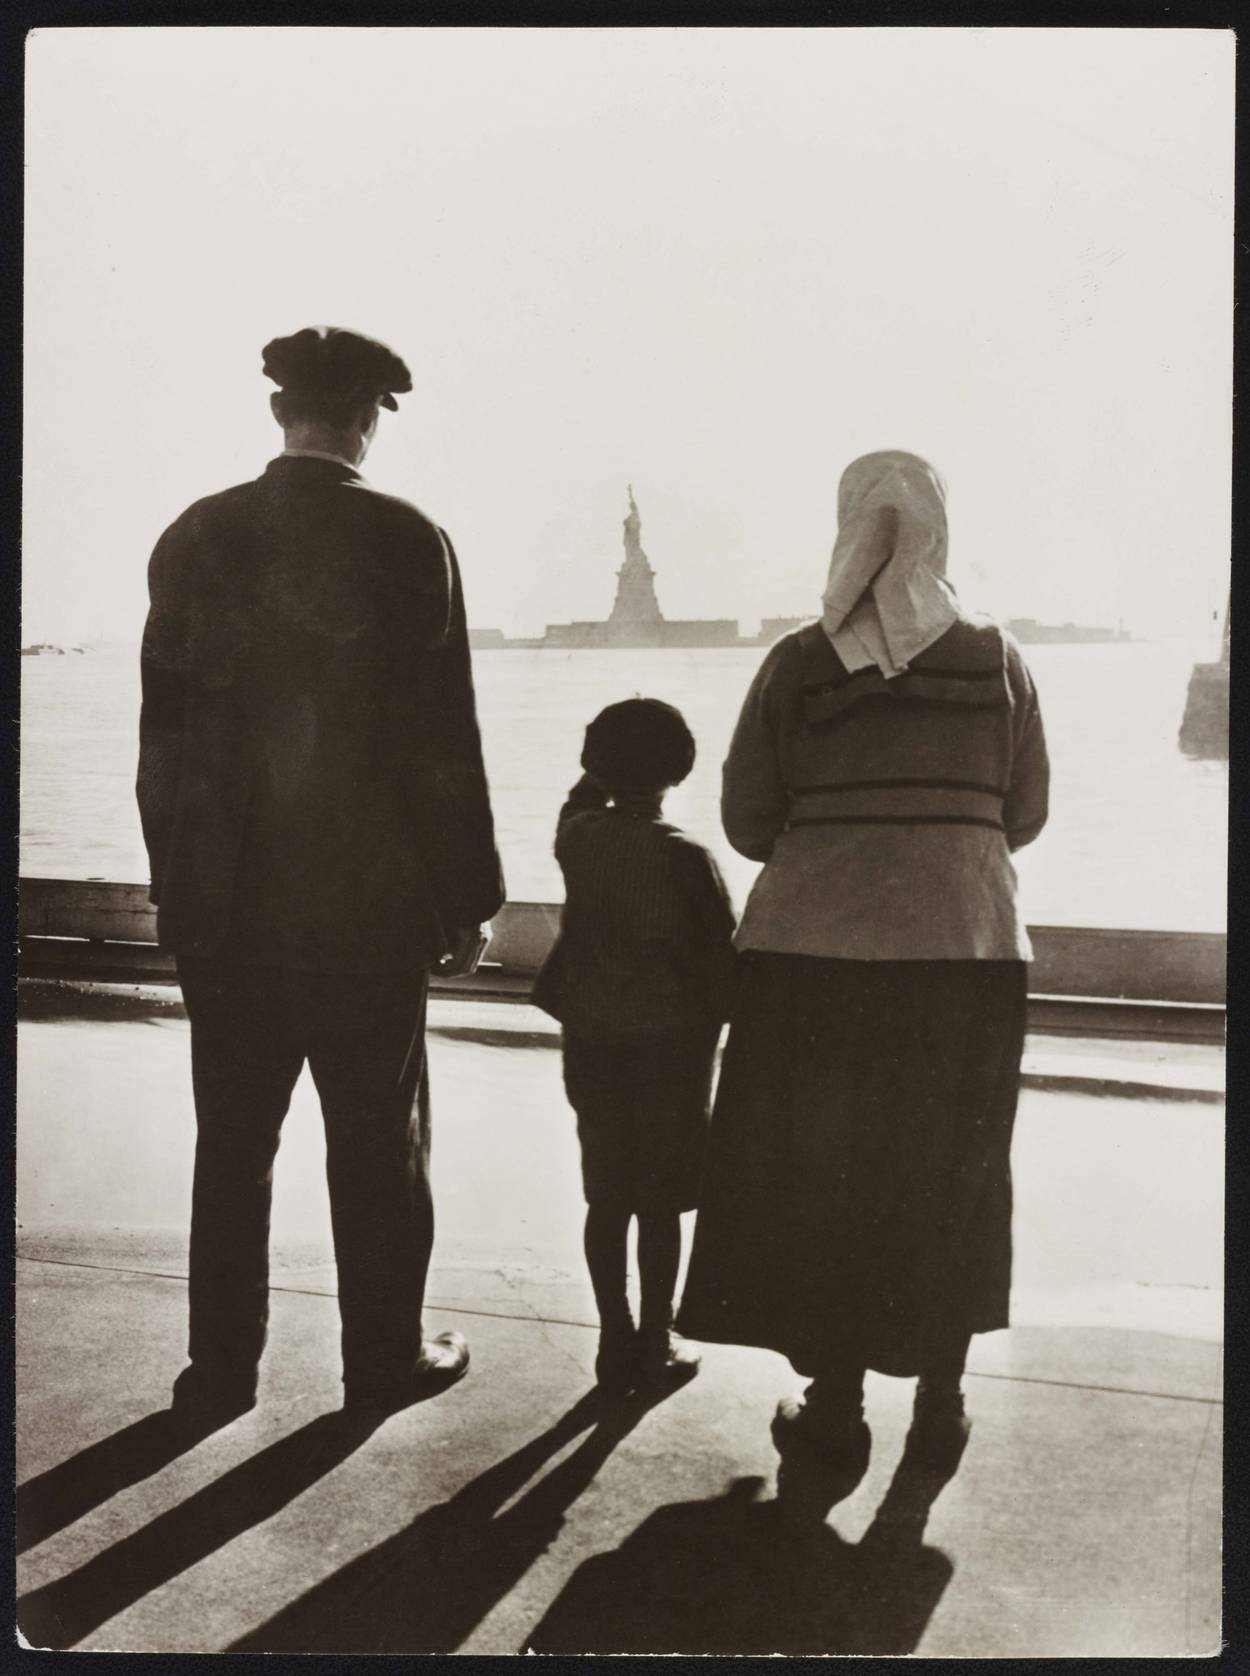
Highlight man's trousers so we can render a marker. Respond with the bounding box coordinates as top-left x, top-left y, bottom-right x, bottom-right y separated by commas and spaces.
176, 956, 433, 1401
